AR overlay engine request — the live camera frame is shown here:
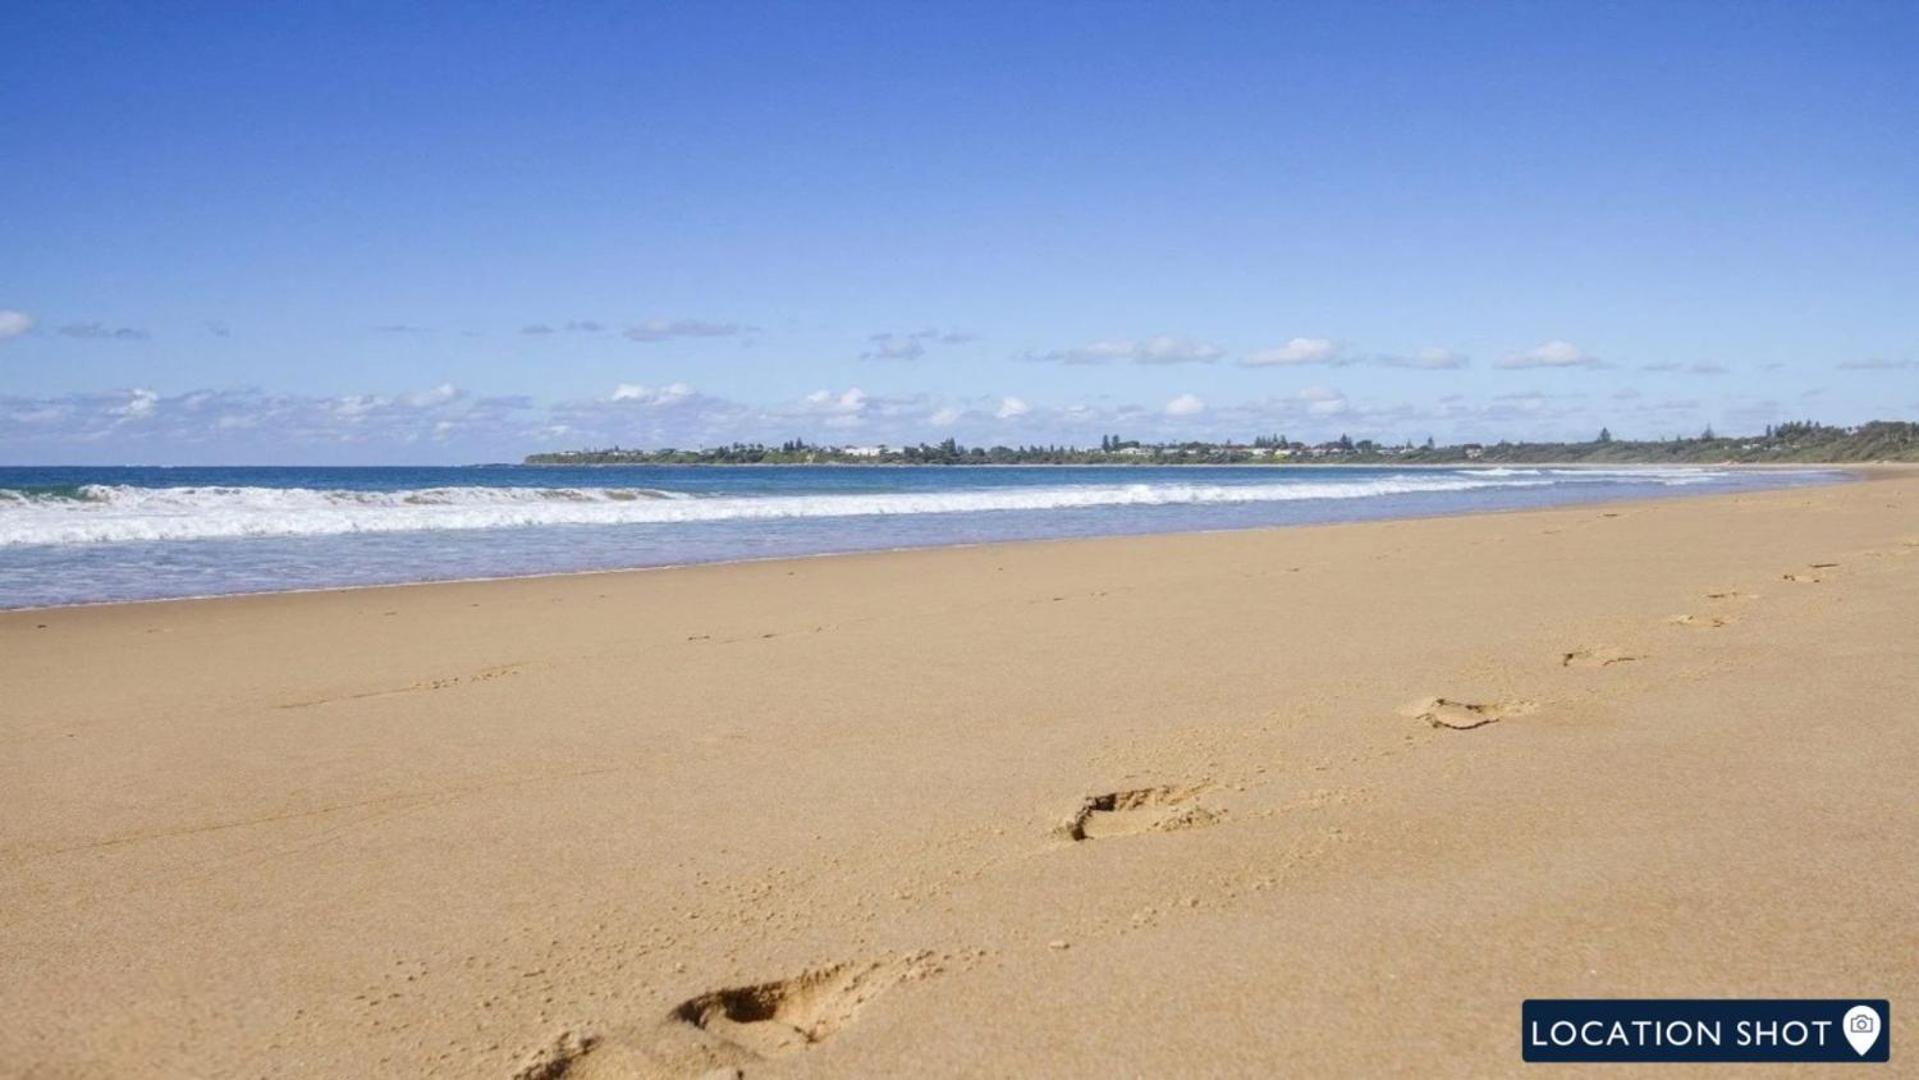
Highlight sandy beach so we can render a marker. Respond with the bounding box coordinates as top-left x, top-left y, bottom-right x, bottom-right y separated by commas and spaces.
3, 471, 1914, 1078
